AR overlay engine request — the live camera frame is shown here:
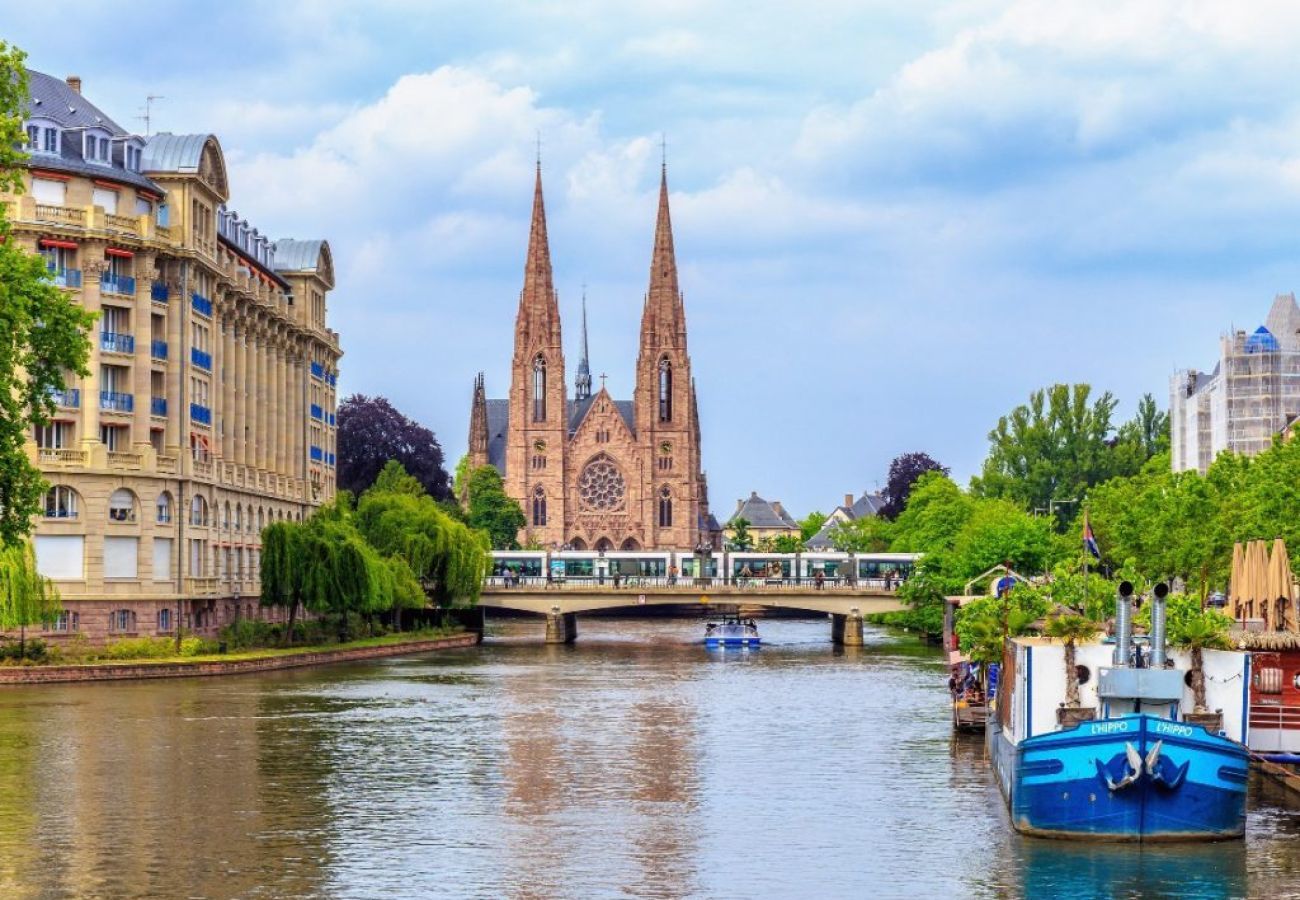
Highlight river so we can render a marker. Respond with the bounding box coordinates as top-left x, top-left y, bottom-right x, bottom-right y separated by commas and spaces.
0, 618, 1298, 899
